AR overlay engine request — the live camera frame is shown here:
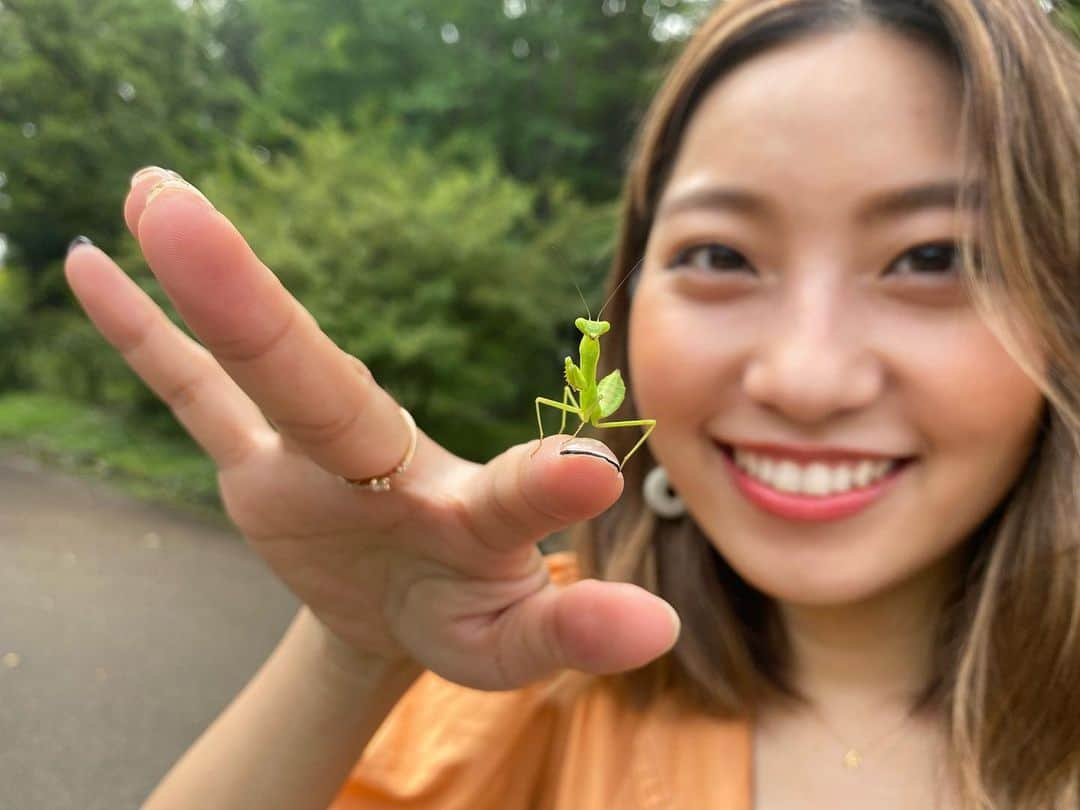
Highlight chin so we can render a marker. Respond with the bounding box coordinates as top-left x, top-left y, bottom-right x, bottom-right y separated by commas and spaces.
696, 512, 939, 609
742, 566, 900, 608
